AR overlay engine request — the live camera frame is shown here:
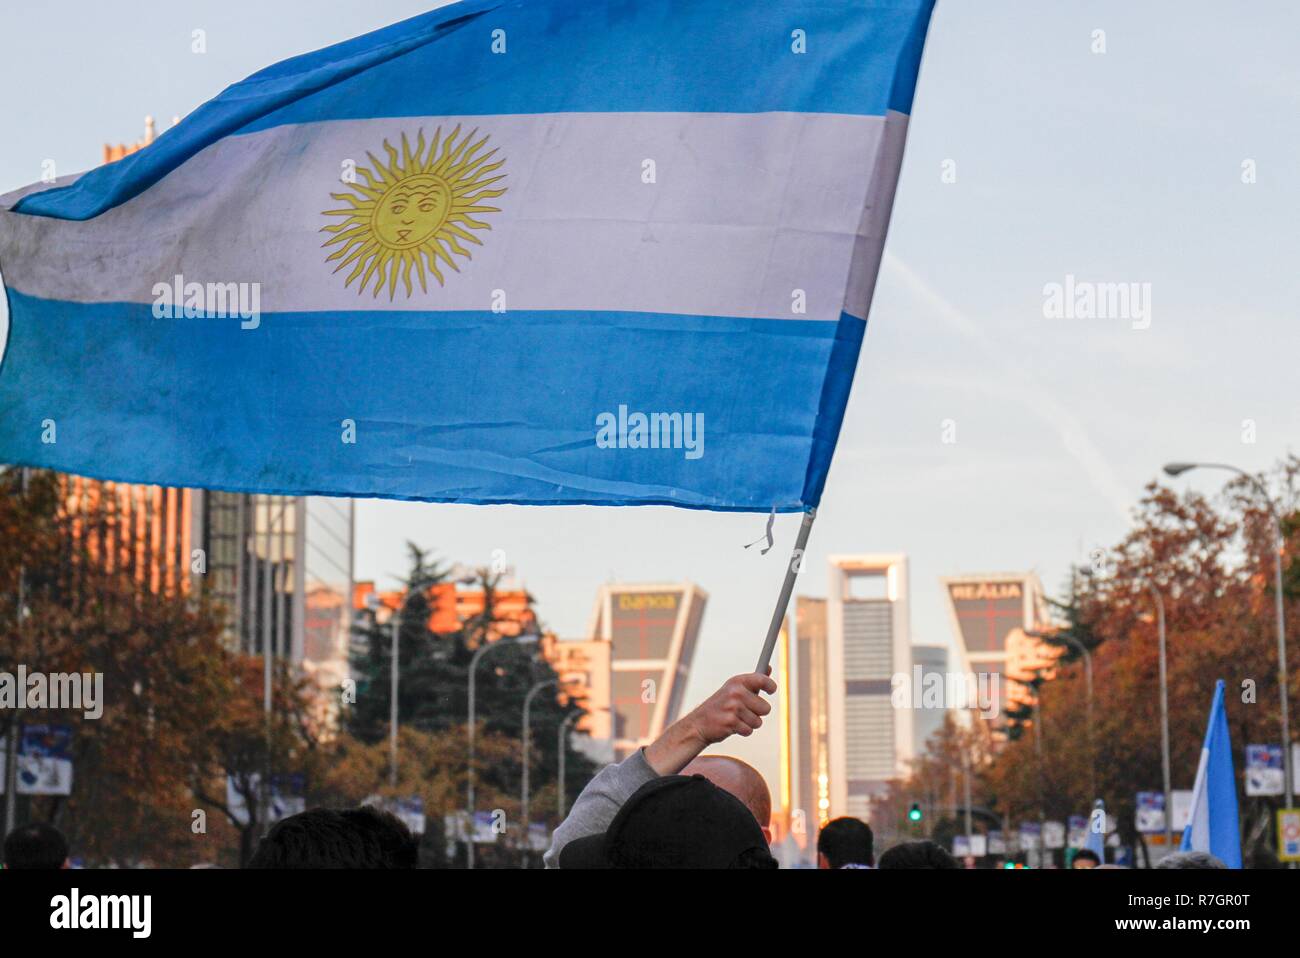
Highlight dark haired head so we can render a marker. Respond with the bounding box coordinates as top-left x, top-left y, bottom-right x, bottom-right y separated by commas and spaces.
731, 845, 780, 869
341, 806, 418, 869
3, 822, 69, 869
817, 817, 874, 869
877, 839, 960, 870
1071, 848, 1101, 867
248, 806, 417, 869
560, 775, 776, 869
1155, 851, 1227, 870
